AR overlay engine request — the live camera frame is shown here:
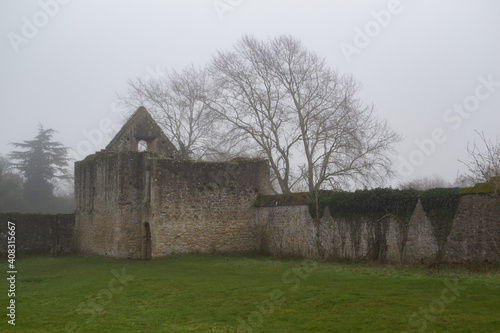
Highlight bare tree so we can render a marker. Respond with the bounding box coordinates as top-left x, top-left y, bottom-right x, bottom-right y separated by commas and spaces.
459, 132, 500, 260
453, 174, 477, 188
119, 66, 223, 160
209, 35, 400, 193
460, 131, 500, 195
268, 36, 400, 193
209, 36, 301, 193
